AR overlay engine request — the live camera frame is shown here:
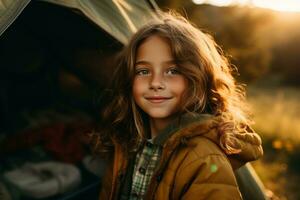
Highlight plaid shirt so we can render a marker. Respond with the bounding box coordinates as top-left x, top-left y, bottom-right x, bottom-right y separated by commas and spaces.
129, 139, 162, 199
119, 113, 208, 200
